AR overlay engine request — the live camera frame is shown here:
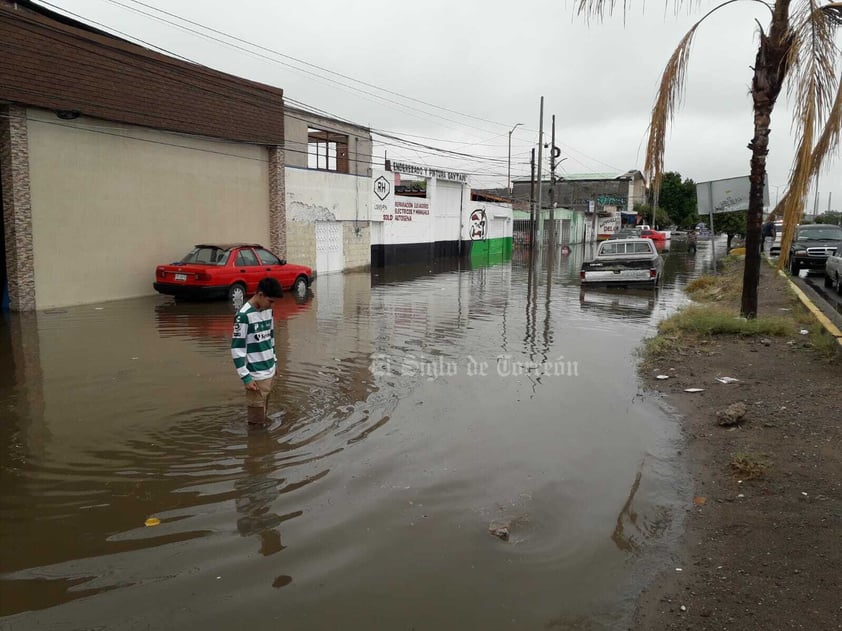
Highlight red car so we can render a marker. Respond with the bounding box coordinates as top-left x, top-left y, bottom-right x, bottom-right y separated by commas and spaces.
640, 229, 667, 241
154, 243, 314, 305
